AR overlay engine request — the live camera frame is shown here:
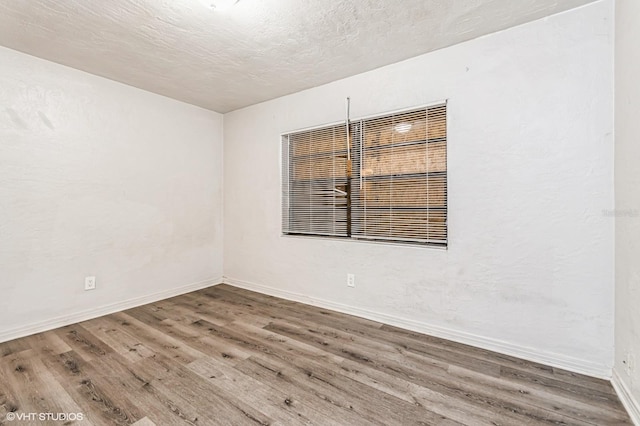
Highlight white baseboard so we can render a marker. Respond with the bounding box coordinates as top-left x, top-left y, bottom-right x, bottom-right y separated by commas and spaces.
223, 276, 611, 379
612, 369, 640, 425
0, 277, 222, 344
